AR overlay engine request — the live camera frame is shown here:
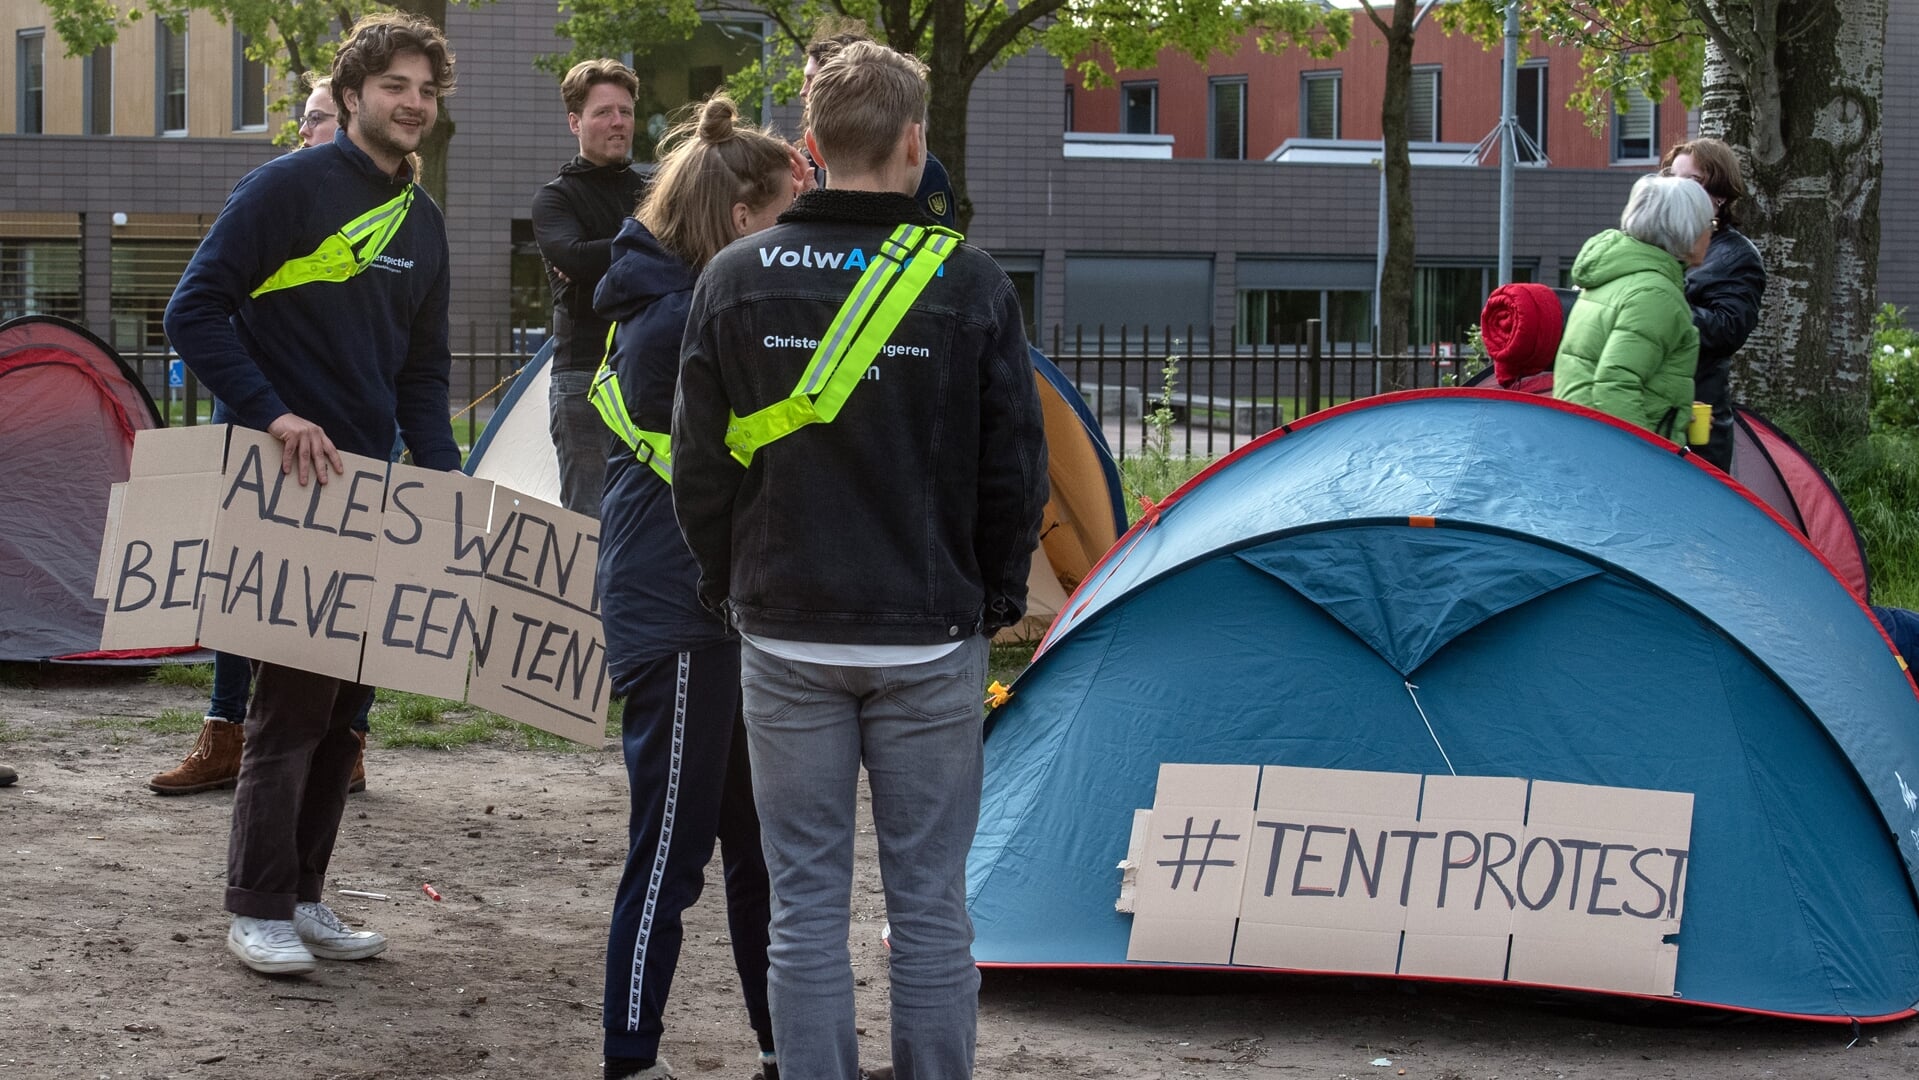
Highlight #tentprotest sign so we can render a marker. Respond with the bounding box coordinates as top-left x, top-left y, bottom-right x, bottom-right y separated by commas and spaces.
1122, 764, 1692, 996
96, 425, 608, 745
